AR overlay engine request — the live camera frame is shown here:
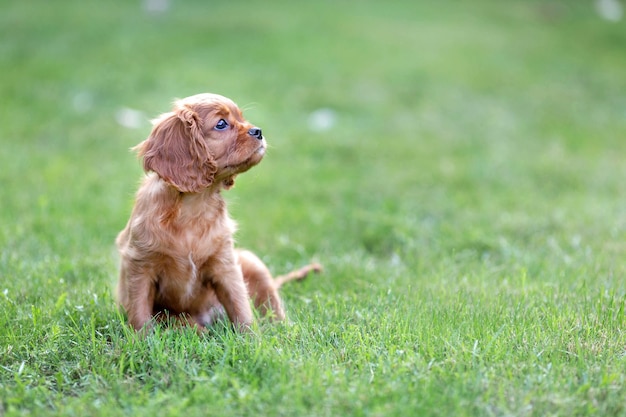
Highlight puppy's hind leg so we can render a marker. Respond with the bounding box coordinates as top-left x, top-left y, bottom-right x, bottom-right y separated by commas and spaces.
237, 249, 286, 320
236, 249, 322, 320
